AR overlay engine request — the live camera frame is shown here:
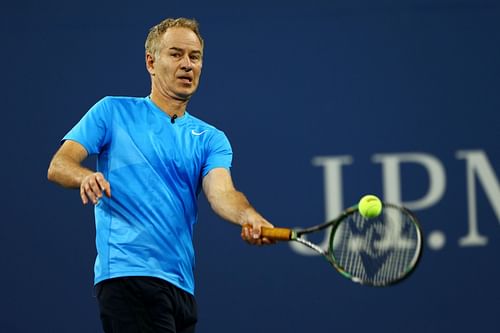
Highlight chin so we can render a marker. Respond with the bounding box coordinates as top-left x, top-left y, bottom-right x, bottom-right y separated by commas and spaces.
176, 88, 197, 100
175, 92, 194, 101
